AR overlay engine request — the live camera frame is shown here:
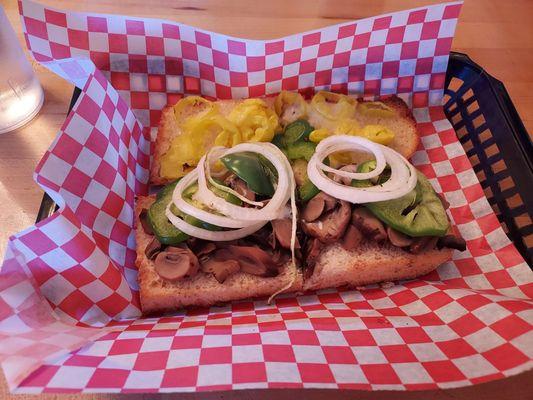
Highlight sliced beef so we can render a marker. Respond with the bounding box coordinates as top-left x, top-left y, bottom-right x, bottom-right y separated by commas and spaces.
228, 245, 280, 277
272, 249, 290, 266
244, 225, 275, 250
